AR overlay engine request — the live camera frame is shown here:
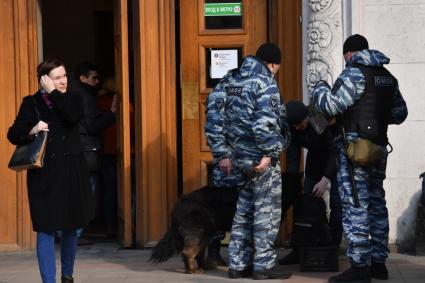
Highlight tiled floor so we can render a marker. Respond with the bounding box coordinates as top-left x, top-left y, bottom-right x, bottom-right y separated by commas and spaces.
0, 242, 424, 282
